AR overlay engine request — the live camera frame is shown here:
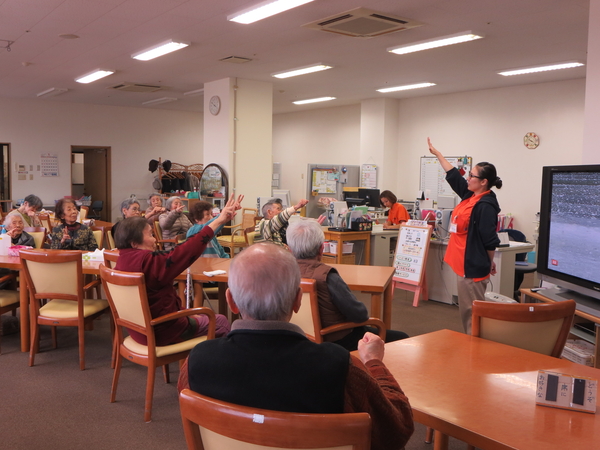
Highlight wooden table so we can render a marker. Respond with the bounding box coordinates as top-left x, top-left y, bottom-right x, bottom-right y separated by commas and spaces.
382, 329, 600, 450
177, 259, 396, 327
521, 288, 600, 368
0, 253, 102, 352
322, 228, 371, 265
